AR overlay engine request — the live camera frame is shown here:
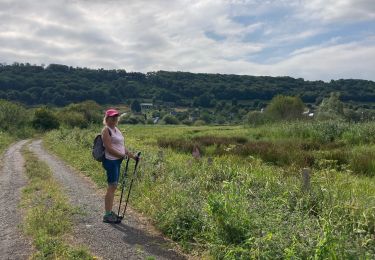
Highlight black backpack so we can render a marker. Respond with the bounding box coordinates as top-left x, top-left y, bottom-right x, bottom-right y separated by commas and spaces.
92, 128, 111, 162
